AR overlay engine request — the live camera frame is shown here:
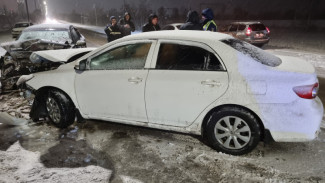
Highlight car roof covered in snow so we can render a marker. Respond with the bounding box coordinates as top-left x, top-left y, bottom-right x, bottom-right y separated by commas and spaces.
23, 23, 72, 32
120, 30, 232, 42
